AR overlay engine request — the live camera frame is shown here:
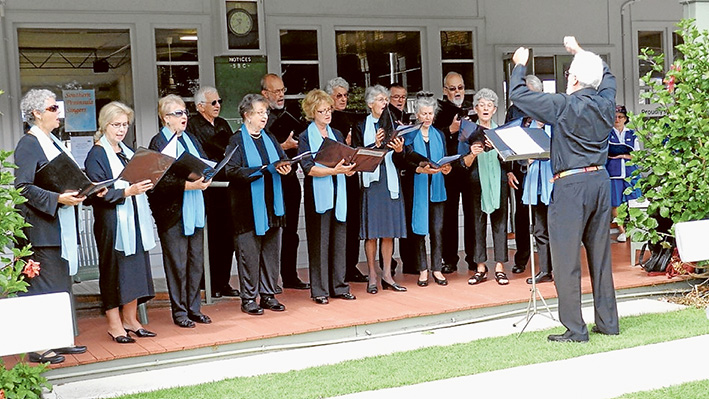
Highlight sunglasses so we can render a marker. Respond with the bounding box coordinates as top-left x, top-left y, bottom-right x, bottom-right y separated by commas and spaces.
45, 104, 60, 113
446, 85, 465, 92
335, 93, 348, 99
210, 99, 223, 106
166, 109, 189, 118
